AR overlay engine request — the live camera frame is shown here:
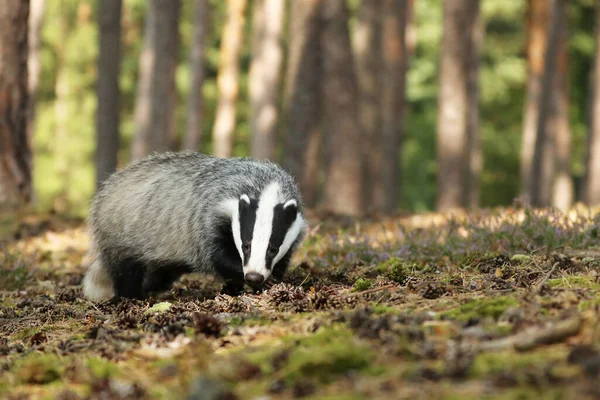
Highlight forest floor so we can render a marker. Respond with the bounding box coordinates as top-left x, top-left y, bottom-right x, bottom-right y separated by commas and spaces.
2, 206, 600, 400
